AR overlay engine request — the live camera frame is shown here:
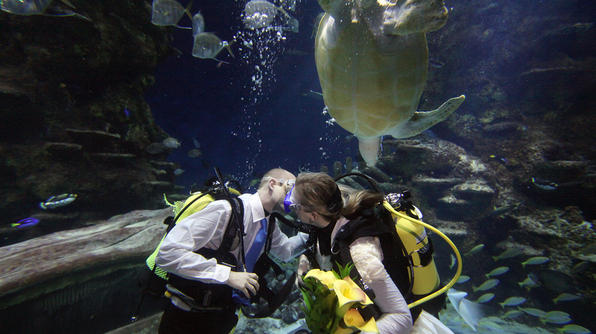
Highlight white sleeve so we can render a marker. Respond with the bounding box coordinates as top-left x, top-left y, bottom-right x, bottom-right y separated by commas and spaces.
269, 223, 309, 262
350, 236, 413, 334
156, 200, 234, 284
